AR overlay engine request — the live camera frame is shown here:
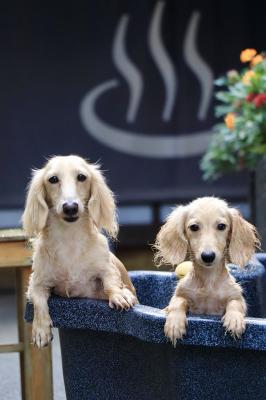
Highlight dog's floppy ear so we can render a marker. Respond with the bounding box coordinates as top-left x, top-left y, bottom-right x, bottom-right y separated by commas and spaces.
228, 208, 260, 267
154, 206, 188, 267
87, 165, 118, 239
22, 169, 49, 237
